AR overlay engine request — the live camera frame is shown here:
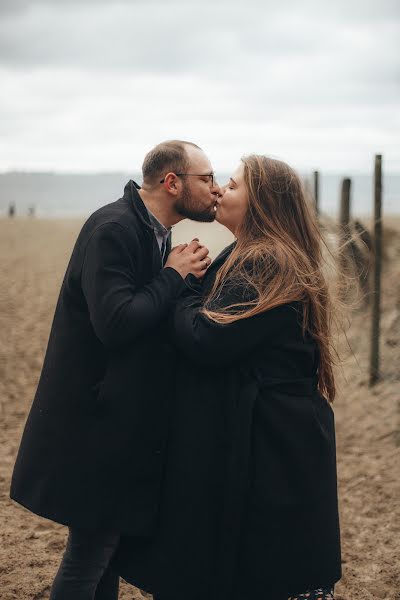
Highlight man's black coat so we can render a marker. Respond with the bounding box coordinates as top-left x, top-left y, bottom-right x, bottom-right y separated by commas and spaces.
114, 243, 341, 599
10, 180, 187, 535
